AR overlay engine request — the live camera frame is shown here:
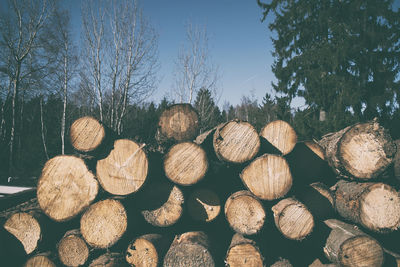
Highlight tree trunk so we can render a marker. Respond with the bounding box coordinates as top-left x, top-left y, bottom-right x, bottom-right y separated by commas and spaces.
9, 61, 21, 175
259, 120, 297, 155
80, 199, 127, 249
69, 116, 106, 152
240, 154, 292, 200
318, 120, 396, 179
323, 219, 384, 267
40, 97, 49, 160
163, 231, 215, 267
213, 120, 260, 164
187, 188, 221, 223
332, 180, 400, 233
164, 142, 208, 185
57, 229, 89, 267
96, 139, 148, 195
272, 198, 314, 240
89, 252, 128, 267
225, 234, 264, 267
24, 254, 56, 267
61, 48, 68, 155
37, 155, 98, 222
224, 190, 266, 235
